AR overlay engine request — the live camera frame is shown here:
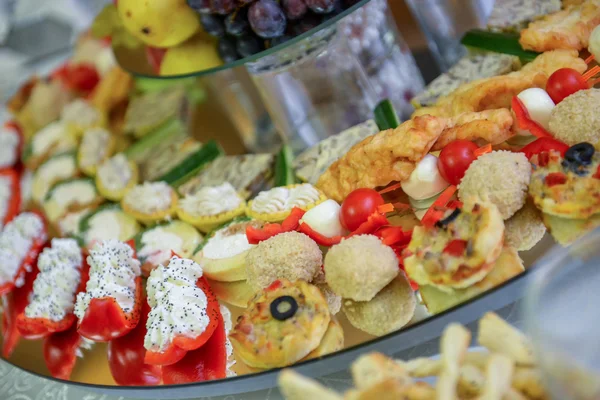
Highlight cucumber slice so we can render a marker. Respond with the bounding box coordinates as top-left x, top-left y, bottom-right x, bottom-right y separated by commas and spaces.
374, 99, 401, 131
32, 152, 78, 204
158, 140, 223, 187
461, 30, 539, 63
134, 220, 202, 269
124, 118, 184, 163
43, 178, 102, 223
274, 144, 296, 187
79, 203, 141, 246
